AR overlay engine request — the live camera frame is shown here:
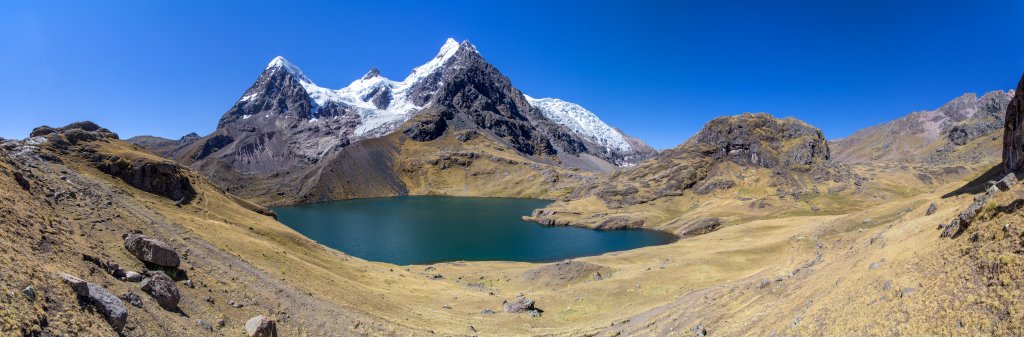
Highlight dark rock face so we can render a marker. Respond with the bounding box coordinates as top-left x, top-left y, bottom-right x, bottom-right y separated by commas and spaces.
245, 315, 279, 337
690, 113, 830, 170
123, 233, 181, 268
1003, 74, 1024, 172
194, 134, 234, 160
141, 270, 181, 311
59, 273, 128, 332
